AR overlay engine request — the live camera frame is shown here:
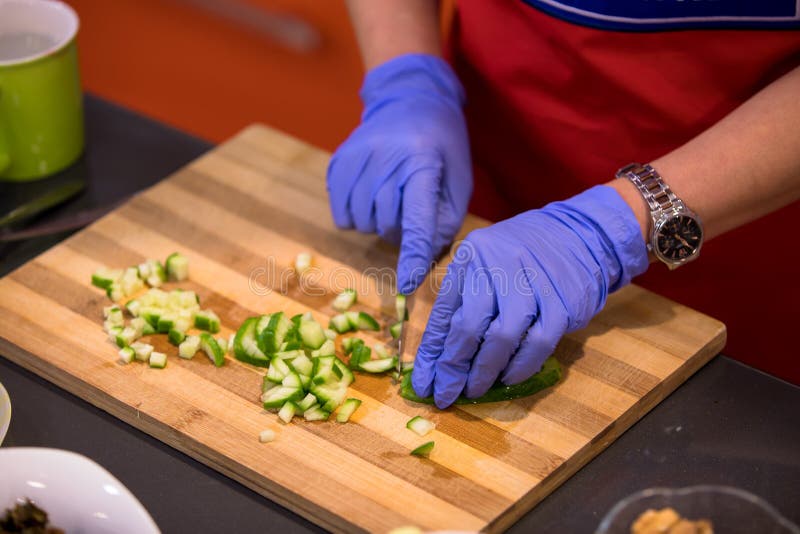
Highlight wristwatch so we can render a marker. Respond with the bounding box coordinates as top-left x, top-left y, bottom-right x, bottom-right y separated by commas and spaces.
616, 163, 703, 269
